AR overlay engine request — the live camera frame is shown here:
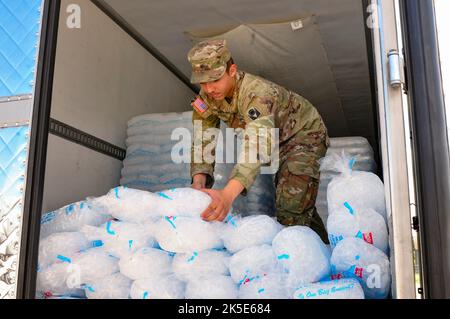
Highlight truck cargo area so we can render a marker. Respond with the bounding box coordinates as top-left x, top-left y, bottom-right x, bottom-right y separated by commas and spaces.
31, 0, 419, 298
